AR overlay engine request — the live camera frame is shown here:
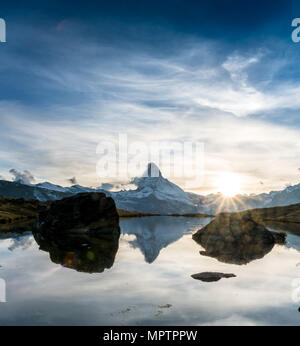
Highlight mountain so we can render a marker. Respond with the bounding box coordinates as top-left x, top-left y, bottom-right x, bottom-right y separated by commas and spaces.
228, 202, 300, 225
256, 183, 300, 208
2, 163, 300, 214
35, 182, 69, 193
0, 180, 98, 202
36, 182, 96, 194
0, 180, 72, 201
219, 202, 300, 238
110, 163, 199, 214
